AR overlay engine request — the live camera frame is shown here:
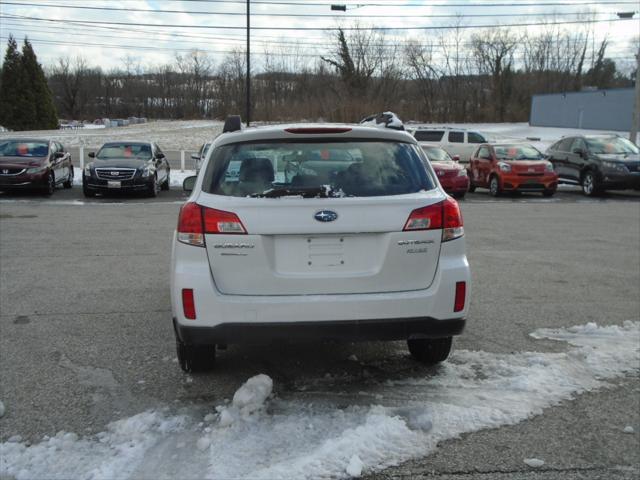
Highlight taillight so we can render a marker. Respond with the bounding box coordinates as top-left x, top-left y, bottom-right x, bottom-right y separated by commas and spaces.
177, 202, 205, 247
182, 288, 196, 320
403, 197, 464, 242
454, 281, 466, 312
203, 208, 246, 234
177, 202, 246, 247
